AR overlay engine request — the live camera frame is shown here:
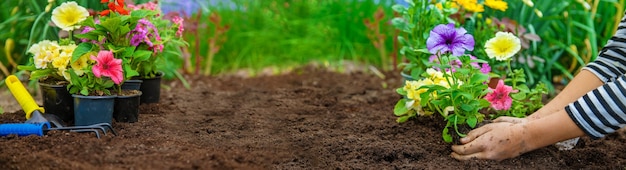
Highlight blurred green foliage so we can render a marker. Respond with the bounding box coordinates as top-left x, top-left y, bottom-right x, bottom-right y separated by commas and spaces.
1, 0, 625, 94
494, 0, 625, 92
184, 0, 397, 75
